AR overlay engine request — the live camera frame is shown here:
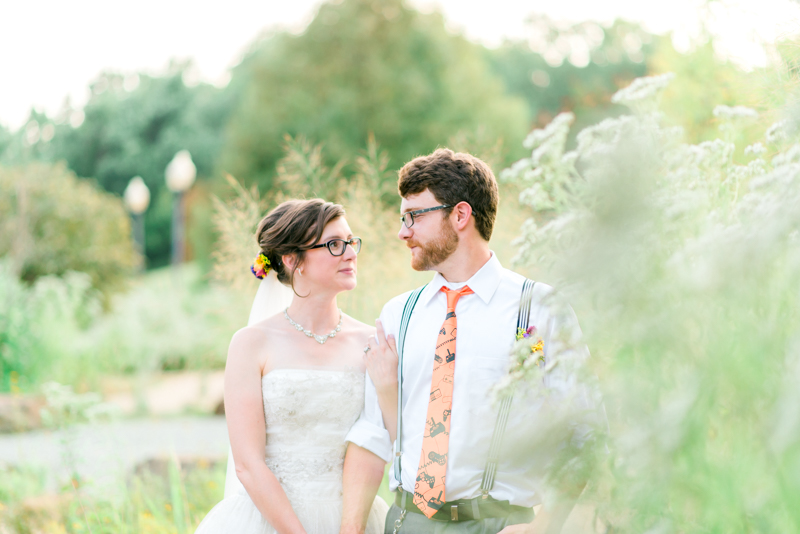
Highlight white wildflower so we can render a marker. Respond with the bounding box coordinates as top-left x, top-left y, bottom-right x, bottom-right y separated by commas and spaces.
745, 142, 766, 157
713, 105, 758, 120
611, 73, 675, 111
766, 120, 788, 144
523, 112, 574, 151
576, 115, 637, 158
771, 143, 800, 167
